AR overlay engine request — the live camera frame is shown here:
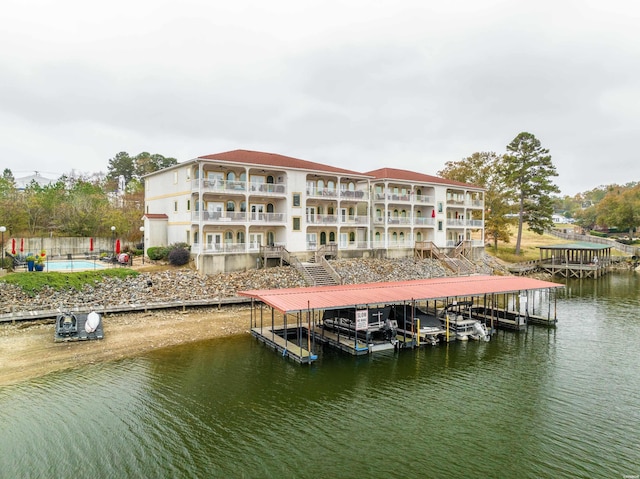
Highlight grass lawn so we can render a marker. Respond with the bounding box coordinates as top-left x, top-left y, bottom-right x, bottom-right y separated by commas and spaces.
485, 225, 575, 263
